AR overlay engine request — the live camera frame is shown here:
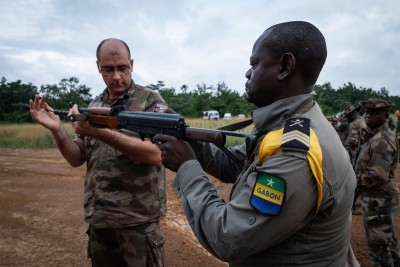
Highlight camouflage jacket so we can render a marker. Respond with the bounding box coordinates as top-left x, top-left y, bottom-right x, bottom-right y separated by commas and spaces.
396, 119, 400, 140
74, 80, 167, 228
355, 123, 399, 198
335, 118, 350, 145
344, 116, 366, 165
